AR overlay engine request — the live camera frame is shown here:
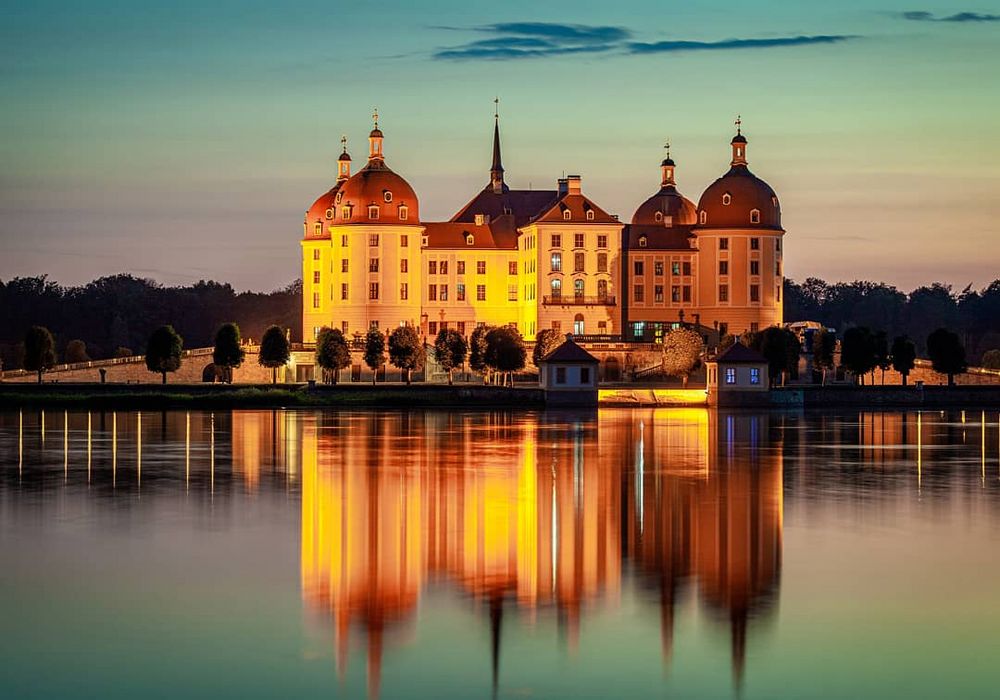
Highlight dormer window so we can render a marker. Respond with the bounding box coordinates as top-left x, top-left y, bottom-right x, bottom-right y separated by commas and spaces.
654, 211, 663, 222
314, 223, 322, 236
398, 205, 408, 221
586, 209, 595, 221
422, 235, 429, 247
474, 214, 484, 226
699, 211, 707, 225
722, 193, 731, 206
664, 215, 673, 228
383, 191, 392, 203
466, 233, 475, 246
368, 205, 380, 220
342, 205, 352, 220
335, 192, 343, 204
563, 209, 571, 221
750, 209, 761, 224
772, 196, 779, 208
639, 236, 648, 248
325, 208, 333, 220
